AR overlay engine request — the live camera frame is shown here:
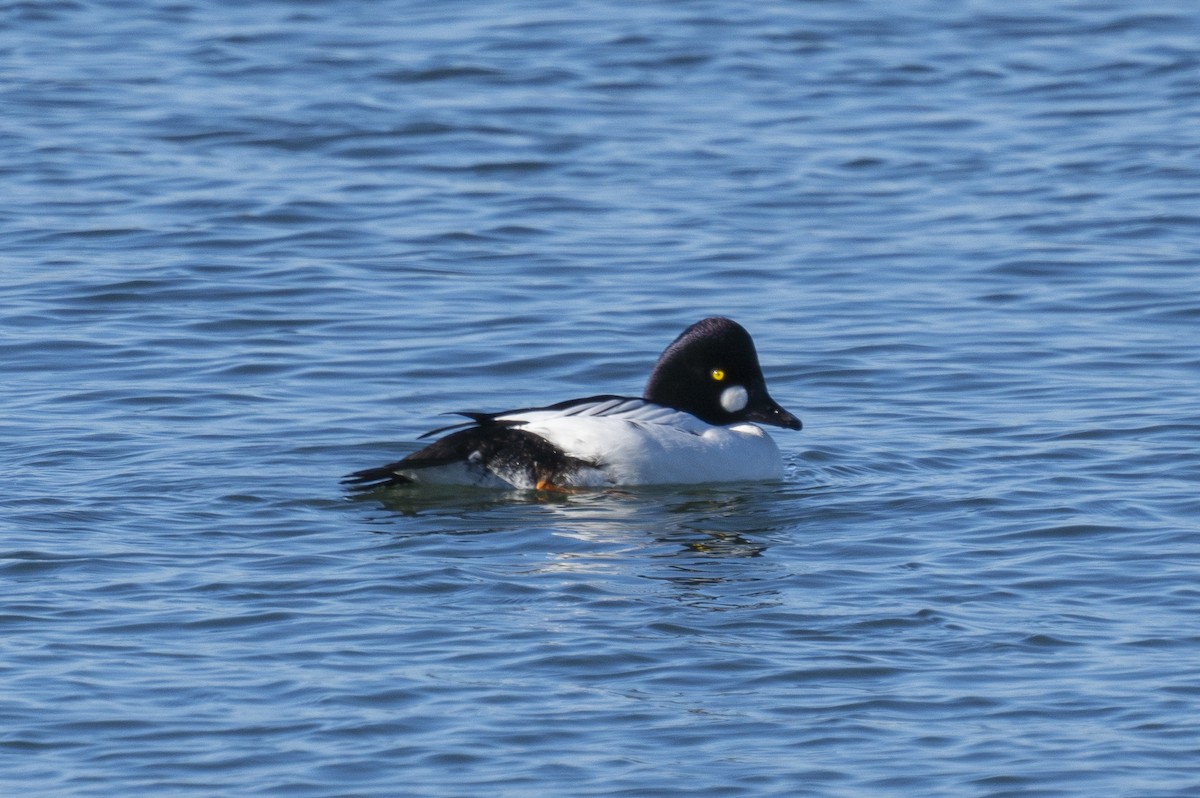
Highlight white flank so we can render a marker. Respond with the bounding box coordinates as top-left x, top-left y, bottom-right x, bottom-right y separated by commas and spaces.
500, 398, 783, 486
